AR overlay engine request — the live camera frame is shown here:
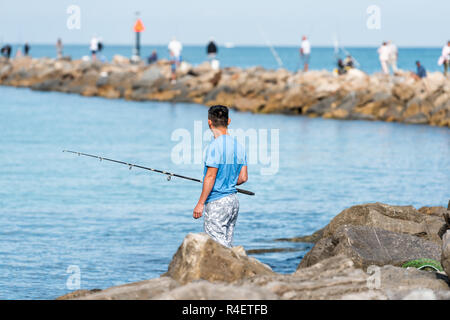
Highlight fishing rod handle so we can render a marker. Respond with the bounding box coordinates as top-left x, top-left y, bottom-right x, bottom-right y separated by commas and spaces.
236, 188, 255, 196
